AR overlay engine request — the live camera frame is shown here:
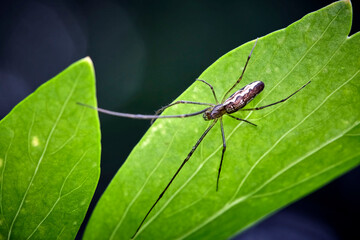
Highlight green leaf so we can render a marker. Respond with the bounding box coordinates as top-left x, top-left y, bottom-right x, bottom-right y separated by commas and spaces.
0, 58, 101, 239
85, 1, 359, 239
